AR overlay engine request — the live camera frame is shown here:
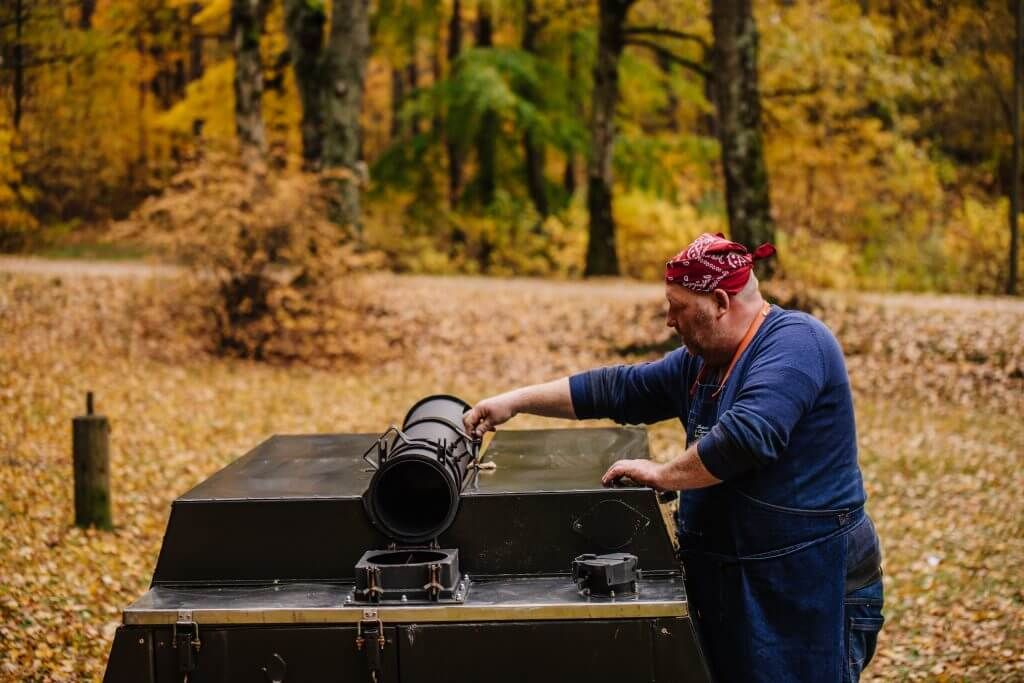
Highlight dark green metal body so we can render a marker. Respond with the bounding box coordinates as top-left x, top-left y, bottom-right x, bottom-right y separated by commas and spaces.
102, 428, 713, 682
